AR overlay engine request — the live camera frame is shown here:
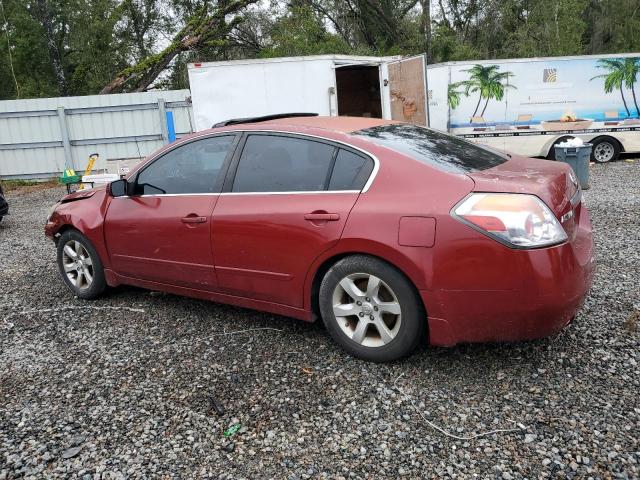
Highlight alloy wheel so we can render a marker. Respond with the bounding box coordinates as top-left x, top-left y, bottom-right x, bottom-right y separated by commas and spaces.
61, 240, 94, 290
332, 273, 402, 347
